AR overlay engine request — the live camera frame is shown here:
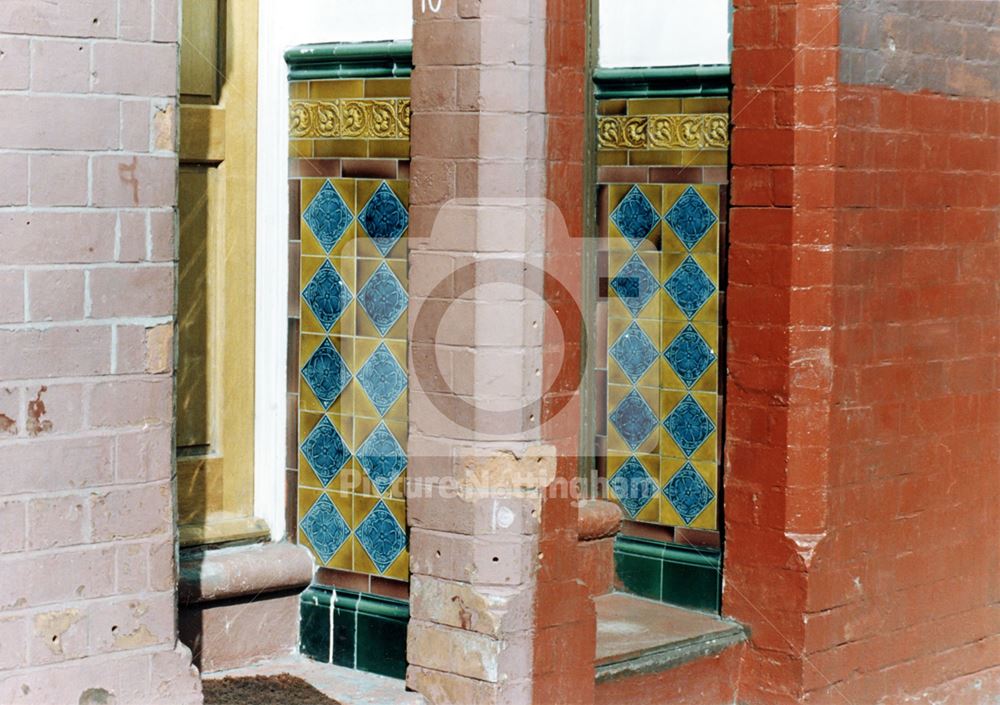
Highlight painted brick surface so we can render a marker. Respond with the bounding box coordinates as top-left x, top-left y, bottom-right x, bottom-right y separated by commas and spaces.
0, 1, 200, 703
727, 1, 1000, 703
